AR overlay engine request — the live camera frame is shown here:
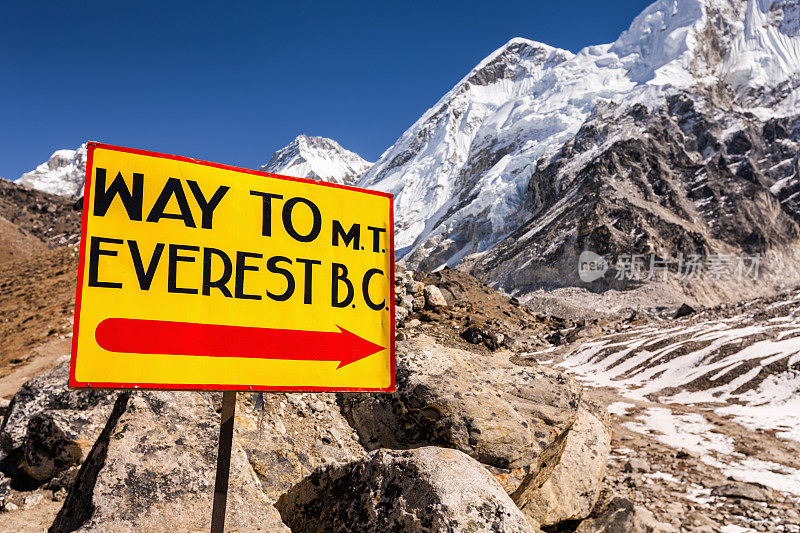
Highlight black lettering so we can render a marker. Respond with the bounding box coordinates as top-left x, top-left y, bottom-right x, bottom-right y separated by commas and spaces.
266, 256, 294, 301
187, 181, 229, 229
202, 248, 233, 297
146, 178, 196, 227
283, 197, 321, 243
88, 236, 123, 288
331, 263, 354, 307
250, 191, 283, 236
367, 226, 386, 252
332, 220, 360, 249
168, 244, 199, 294
236, 251, 262, 300
93, 168, 143, 221
296, 258, 321, 304
127, 240, 164, 290
362, 268, 386, 310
